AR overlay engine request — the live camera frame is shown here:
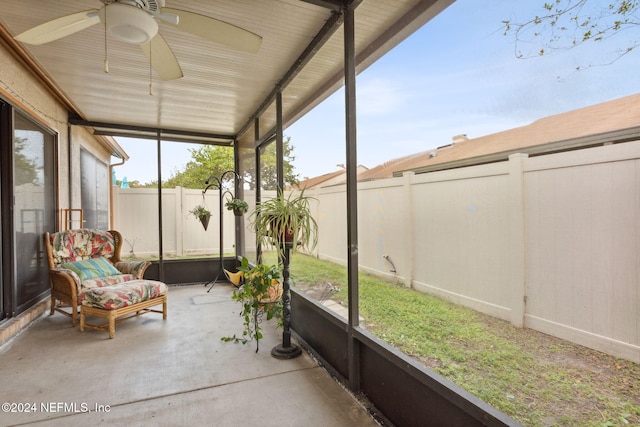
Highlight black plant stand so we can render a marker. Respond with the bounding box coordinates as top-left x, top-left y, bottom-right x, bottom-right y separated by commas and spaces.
271, 241, 302, 359
202, 170, 240, 292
